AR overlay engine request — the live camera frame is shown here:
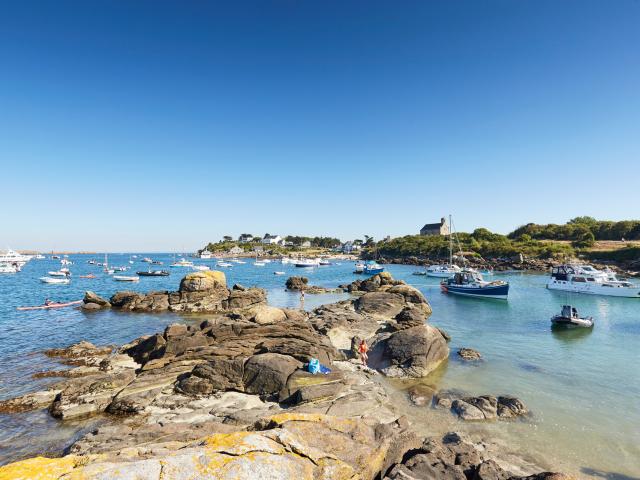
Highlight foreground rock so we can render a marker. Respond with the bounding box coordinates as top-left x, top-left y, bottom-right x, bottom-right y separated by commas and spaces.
434, 390, 529, 421
82, 270, 268, 313
384, 431, 570, 480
